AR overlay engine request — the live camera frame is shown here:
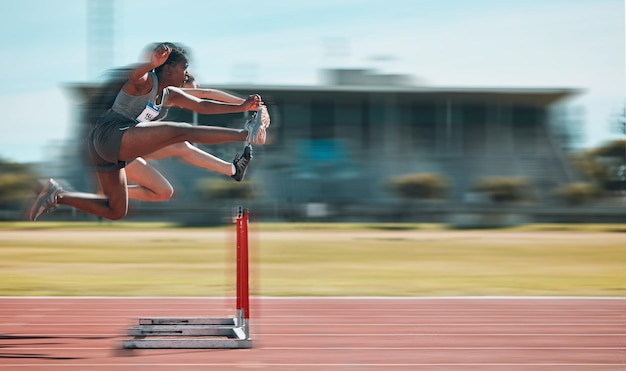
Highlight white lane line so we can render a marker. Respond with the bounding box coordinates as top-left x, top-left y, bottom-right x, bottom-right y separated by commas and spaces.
0, 363, 623, 367
1, 323, 622, 326
6, 346, 625, 351
262, 332, 626, 337
1, 296, 624, 299
2, 333, 625, 337
2, 314, 623, 318
263, 346, 626, 350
